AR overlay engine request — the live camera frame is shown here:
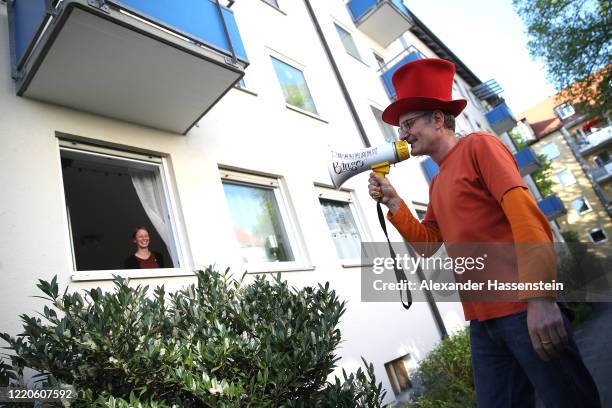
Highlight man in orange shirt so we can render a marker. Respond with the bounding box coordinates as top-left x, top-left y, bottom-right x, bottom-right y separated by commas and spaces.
369, 59, 600, 407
